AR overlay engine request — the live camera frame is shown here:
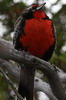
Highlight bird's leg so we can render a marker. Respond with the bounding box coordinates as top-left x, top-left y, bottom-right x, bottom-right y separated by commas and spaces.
22, 50, 30, 59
